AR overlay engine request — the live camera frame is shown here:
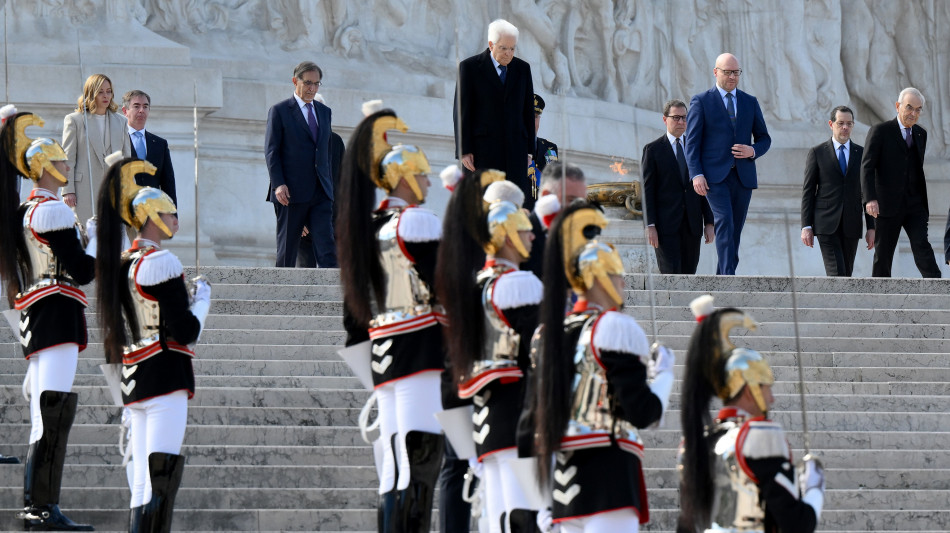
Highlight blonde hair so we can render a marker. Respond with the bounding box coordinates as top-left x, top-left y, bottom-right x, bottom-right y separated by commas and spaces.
75, 74, 118, 113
